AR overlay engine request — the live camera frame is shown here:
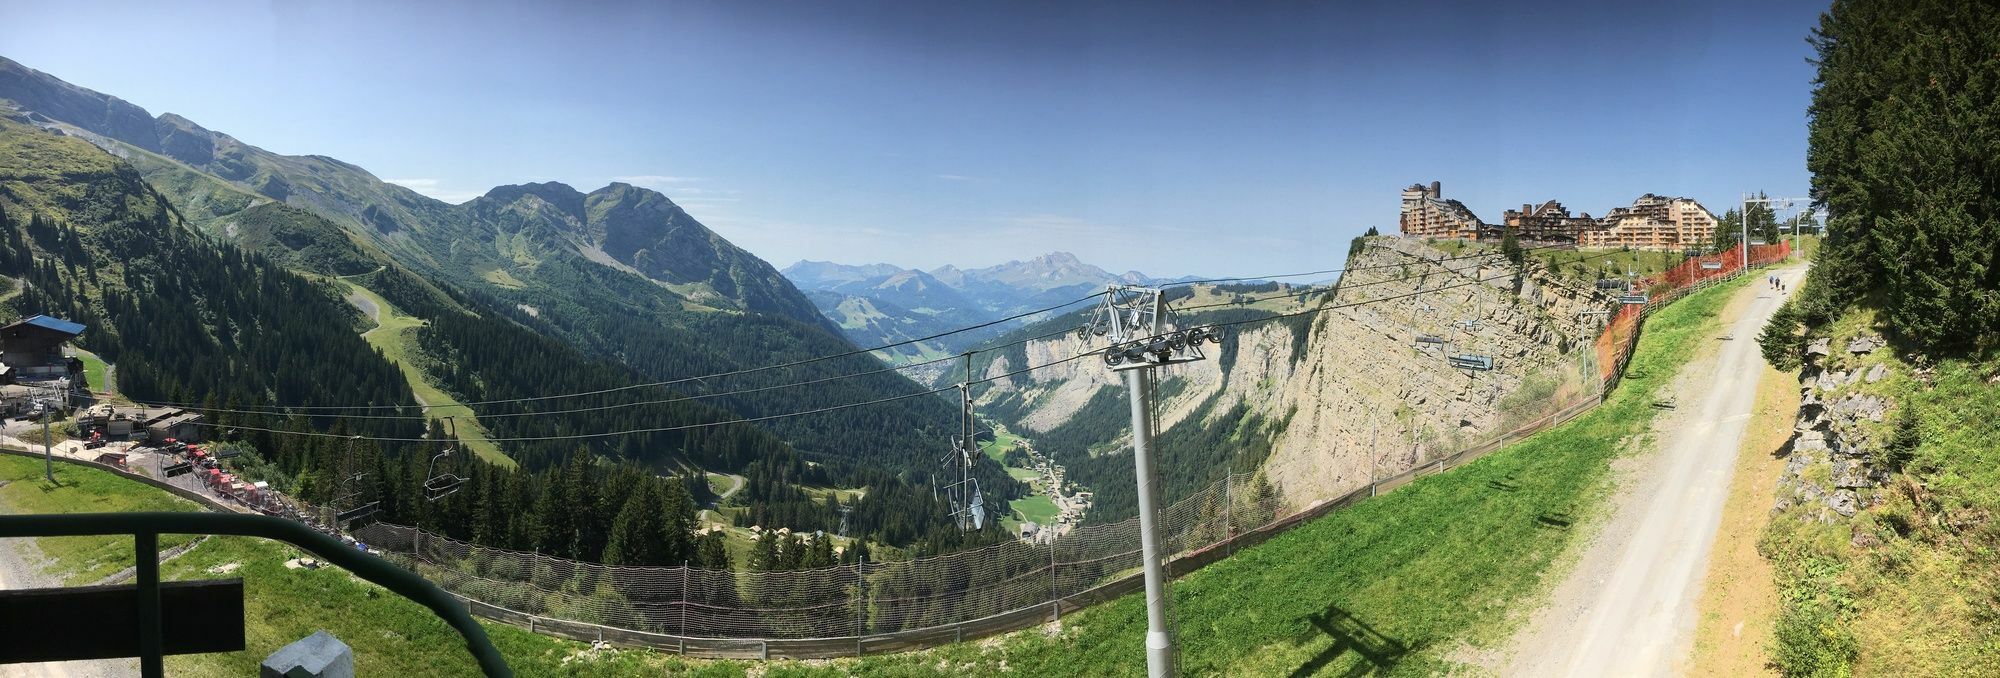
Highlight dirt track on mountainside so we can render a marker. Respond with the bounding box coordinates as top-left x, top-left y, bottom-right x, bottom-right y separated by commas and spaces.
1496, 264, 1806, 677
